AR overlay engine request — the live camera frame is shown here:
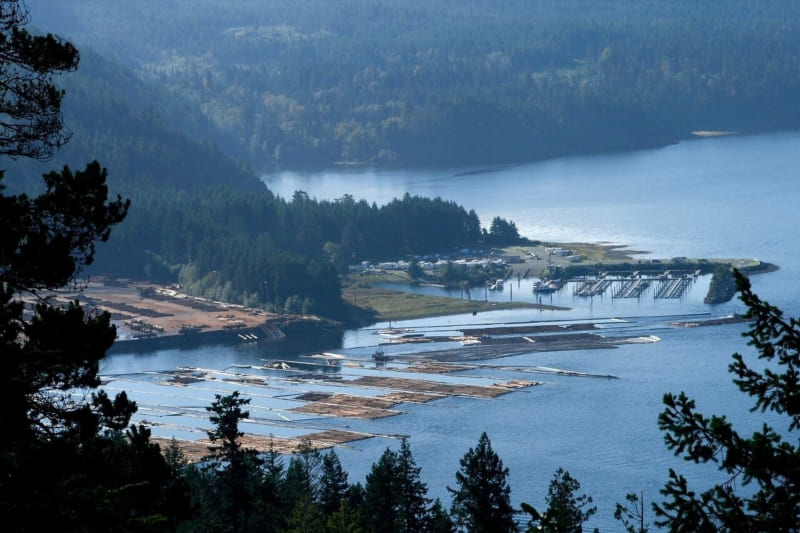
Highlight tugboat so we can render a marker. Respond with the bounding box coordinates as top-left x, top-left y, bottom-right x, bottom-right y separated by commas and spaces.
372, 348, 391, 362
